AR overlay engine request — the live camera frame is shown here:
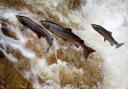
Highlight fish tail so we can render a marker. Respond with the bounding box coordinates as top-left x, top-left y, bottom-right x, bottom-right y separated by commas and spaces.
116, 43, 124, 48
45, 43, 53, 53
83, 47, 96, 59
